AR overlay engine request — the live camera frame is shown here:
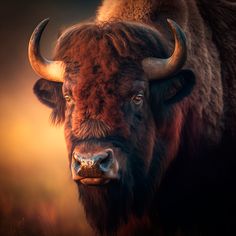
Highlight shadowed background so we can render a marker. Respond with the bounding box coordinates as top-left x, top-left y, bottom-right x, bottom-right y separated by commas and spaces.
0, 1, 101, 235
